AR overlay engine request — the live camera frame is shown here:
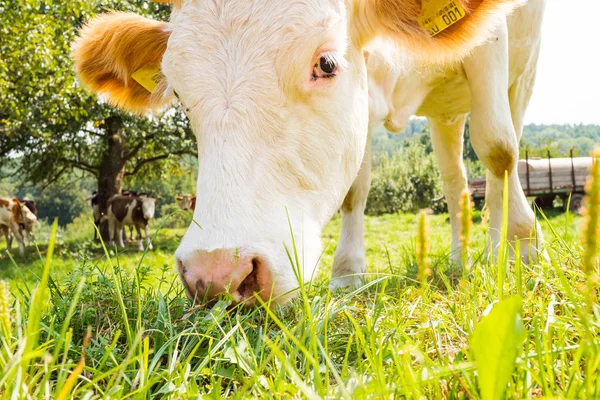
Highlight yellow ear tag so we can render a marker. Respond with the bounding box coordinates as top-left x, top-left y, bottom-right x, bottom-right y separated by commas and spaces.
131, 66, 163, 93
418, 0, 466, 37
